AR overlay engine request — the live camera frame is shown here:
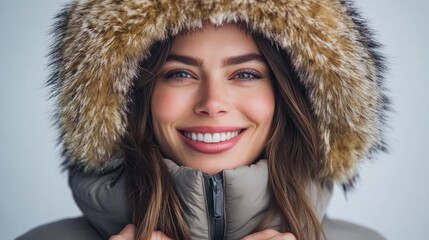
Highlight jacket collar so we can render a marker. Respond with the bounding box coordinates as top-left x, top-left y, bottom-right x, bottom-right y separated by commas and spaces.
164, 158, 332, 239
